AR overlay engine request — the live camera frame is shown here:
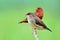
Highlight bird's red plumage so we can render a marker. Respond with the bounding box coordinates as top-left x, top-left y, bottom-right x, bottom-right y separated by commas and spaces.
36, 7, 43, 19
20, 7, 44, 23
